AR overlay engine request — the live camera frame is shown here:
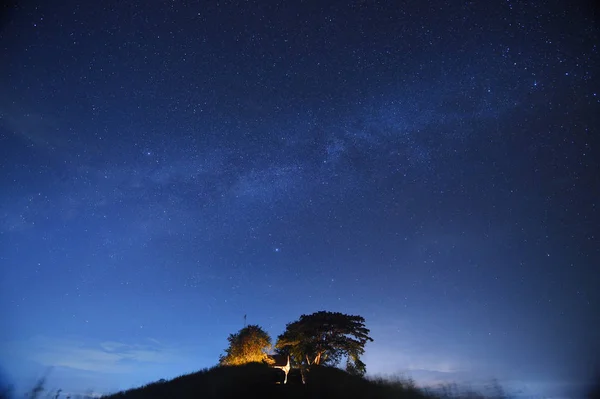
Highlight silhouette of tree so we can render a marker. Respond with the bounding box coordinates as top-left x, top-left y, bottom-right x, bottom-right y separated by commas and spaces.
219, 324, 274, 366
276, 311, 373, 376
